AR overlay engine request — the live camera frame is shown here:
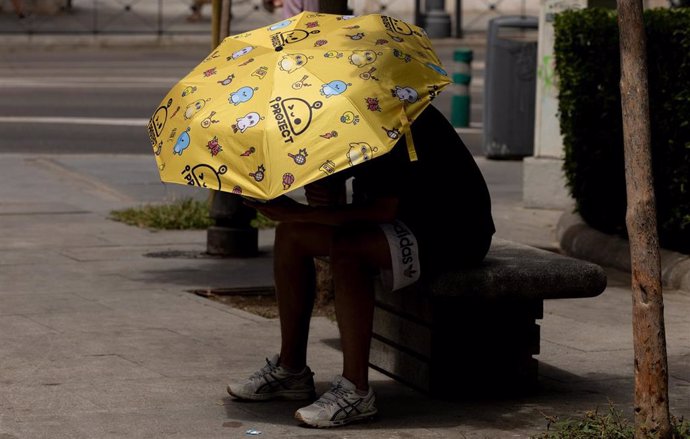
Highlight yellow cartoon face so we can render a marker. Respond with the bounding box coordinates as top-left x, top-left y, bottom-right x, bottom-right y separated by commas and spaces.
382, 16, 413, 35
346, 142, 377, 166
278, 53, 310, 73
184, 99, 207, 120
348, 50, 379, 68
